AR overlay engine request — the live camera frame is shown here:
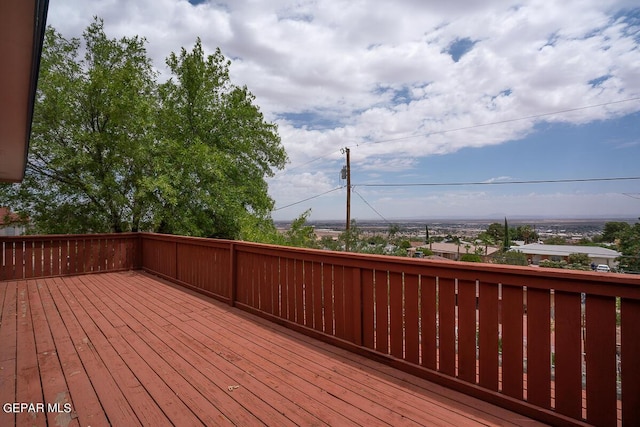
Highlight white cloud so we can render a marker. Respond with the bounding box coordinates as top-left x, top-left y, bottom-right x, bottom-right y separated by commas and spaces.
47, 0, 640, 219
